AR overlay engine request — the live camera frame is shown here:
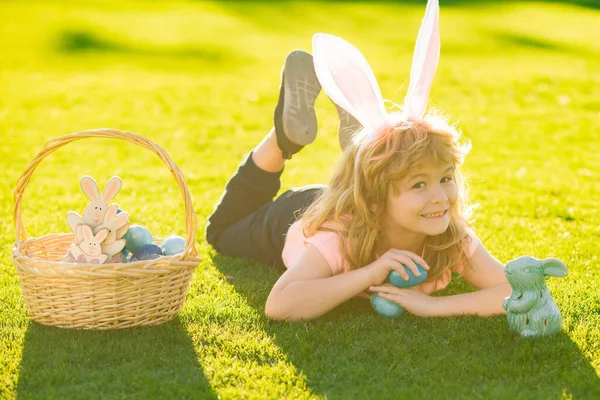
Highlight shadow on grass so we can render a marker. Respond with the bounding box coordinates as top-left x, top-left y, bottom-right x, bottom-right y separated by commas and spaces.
16, 318, 217, 399
211, 0, 596, 59
215, 0, 600, 9
55, 29, 251, 65
214, 0, 600, 30
213, 254, 600, 399
489, 31, 576, 52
